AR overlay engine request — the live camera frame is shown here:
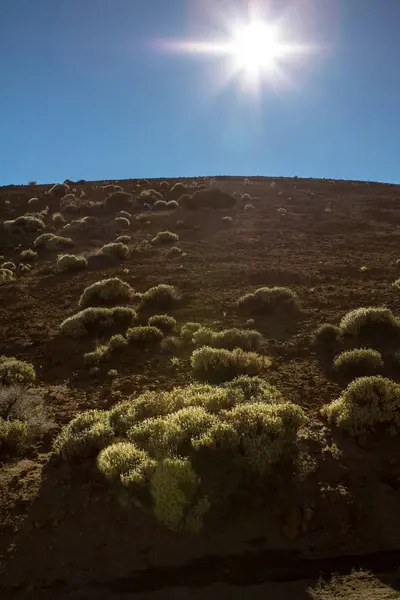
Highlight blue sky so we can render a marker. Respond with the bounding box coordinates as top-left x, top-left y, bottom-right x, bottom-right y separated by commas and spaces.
1, 0, 399, 185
